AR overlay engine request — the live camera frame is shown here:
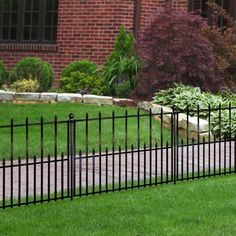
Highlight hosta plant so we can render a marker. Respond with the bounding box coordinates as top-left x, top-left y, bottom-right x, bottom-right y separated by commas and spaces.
153, 84, 236, 138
